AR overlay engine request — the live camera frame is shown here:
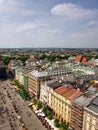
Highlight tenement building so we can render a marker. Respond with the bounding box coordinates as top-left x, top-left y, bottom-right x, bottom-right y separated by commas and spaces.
82, 96, 98, 130
46, 66, 73, 80
28, 70, 50, 98
70, 90, 98, 130
47, 85, 82, 124
39, 79, 58, 104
